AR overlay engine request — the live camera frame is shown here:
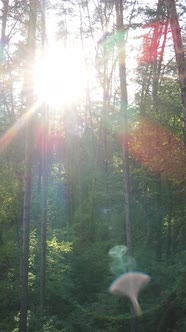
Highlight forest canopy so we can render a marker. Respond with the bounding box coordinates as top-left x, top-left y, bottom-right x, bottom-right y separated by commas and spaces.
0, 0, 185, 331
